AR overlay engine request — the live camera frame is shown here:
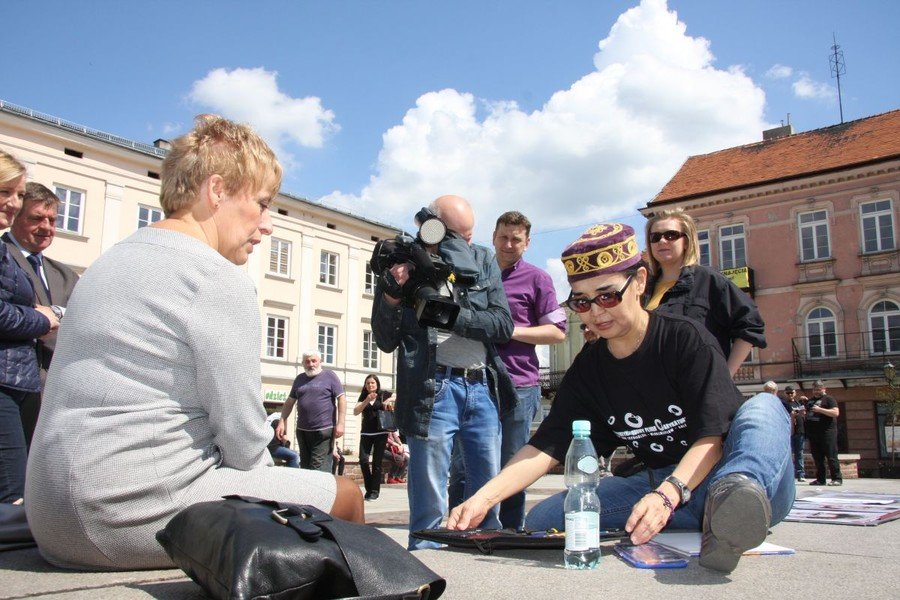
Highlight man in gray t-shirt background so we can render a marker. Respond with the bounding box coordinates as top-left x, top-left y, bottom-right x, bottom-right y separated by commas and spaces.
276, 350, 346, 471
